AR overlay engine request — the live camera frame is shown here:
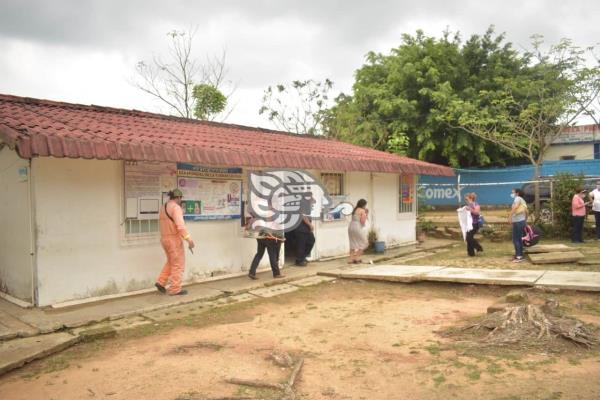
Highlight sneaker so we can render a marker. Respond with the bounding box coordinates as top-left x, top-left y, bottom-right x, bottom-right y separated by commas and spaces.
155, 283, 166, 294
248, 274, 258, 280
170, 289, 188, 296
273, 274, 286, 279
295, 261, 308, 267
512, 257, 524, 263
